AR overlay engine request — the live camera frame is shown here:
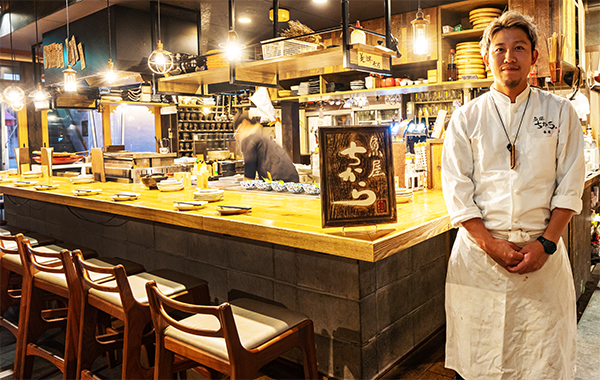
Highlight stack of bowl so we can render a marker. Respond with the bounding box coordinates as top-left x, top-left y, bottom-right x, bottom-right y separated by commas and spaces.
455, 42, 486, 80
469, 8, 502, 30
